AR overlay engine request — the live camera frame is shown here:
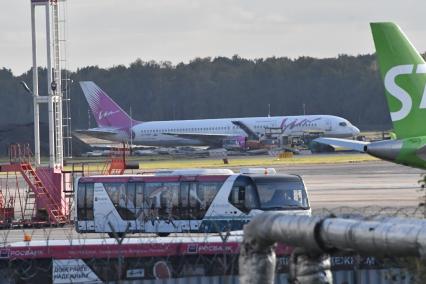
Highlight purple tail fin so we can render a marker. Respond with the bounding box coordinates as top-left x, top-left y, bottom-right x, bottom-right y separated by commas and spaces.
80, 81, 136, 128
